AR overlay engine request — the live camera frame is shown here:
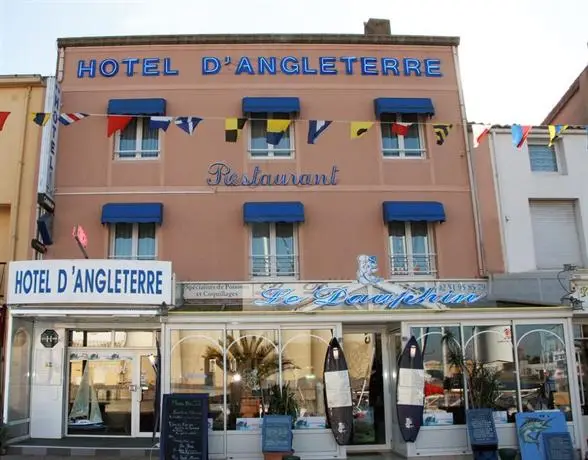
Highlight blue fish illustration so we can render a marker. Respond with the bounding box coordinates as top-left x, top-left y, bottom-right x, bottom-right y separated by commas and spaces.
518, 417, 552, 445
